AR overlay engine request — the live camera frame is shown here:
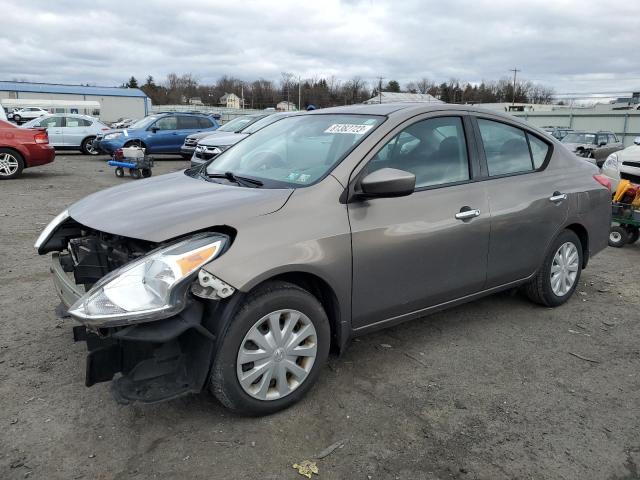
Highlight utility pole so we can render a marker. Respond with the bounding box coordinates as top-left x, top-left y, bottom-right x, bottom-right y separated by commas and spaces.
298, 75, 301, 111
241, 83, 244, 110
510, 68, 520, 105
377, 76, 384, 104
